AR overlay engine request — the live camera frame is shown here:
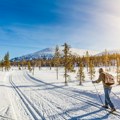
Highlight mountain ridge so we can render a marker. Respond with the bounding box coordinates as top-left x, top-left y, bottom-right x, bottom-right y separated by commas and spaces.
11, 47, 99, 61
11, 48, 120, 62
